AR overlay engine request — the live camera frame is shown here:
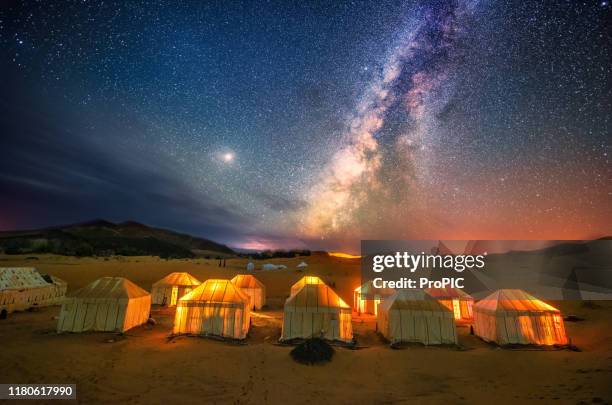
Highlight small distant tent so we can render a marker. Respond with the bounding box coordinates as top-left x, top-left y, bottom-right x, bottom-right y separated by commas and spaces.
231, 274, 266, 310
377, 290, 458, 345
173, 279, 250, 339
297, 262, 308, 268
354, 280, 395, 315
280, 283, 353, 343
473, 289, 568, 345
246, 262, 255, 272
425, 287, 474, 323
0, 267, 67, 315
289, 275, 325, 296
57, 277, 151, 333
151, 272, 201, 306
261, 263, 279, 270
